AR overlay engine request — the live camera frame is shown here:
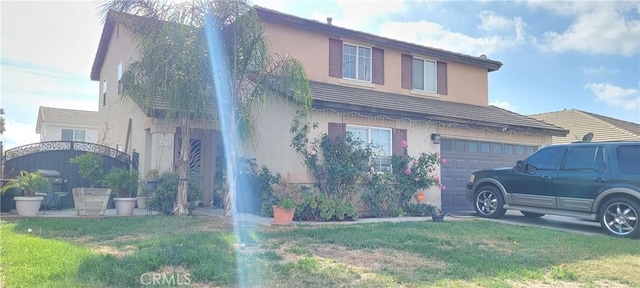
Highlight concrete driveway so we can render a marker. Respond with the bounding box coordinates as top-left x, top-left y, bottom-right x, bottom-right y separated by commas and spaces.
450, 210, 606, 236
